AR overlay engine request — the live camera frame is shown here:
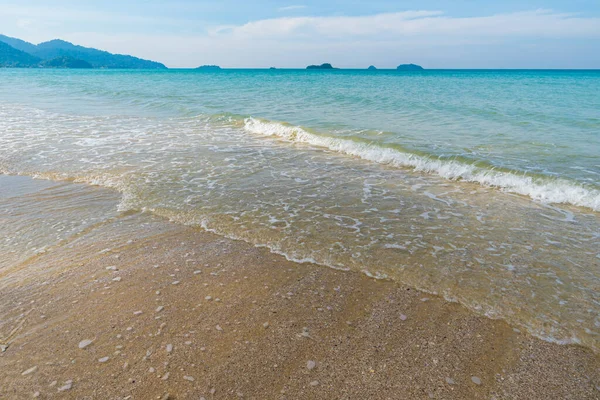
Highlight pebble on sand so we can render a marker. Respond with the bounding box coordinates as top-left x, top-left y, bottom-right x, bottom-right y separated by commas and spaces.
98, 356, 110, 363
161, 372, 170, 381
133, 311, 143, 316
172, 281, 180, 285
205, 296, 212, 301
445, 377, 455, 385
309, 380, 320, 387
263, 322, 269, 329
194, 270, 202, 275
58, 380, 73, 391
156, 306, 164, 312
399, 314, 408, 321
216, 325, 223, 331
183, 376, 195, 382
21, 366, 38, 376
166, 344, 173, 353
471, 376, 482, 385
112, 277, 122, 282
307, 360, 316, 370
78, 339, 93, 349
